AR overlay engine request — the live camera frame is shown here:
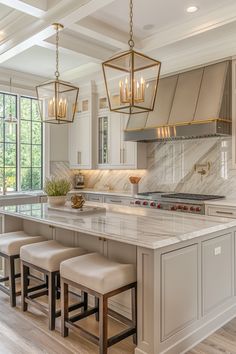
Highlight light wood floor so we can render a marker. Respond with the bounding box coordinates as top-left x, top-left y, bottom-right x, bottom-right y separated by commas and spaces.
0, 290, 236, 354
